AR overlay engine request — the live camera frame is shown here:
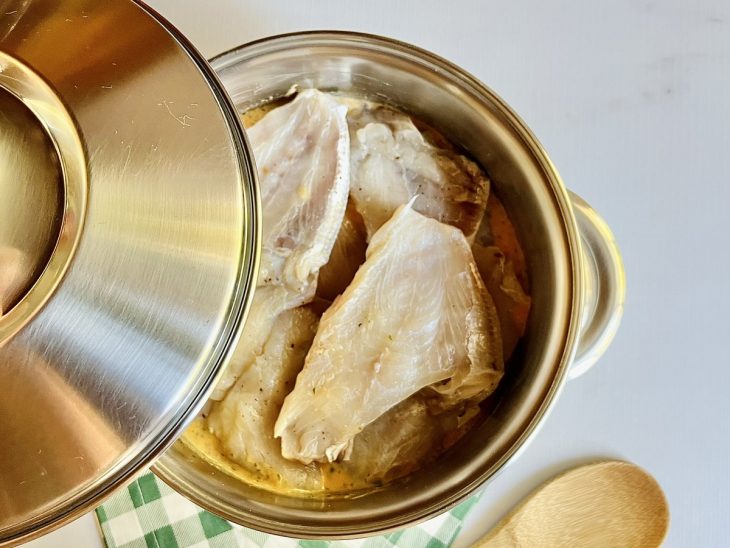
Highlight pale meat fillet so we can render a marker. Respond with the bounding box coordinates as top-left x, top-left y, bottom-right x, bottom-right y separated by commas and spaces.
208, 307, 323, 490
210, 286, 293, 401
472, 244, 531, 361
339, 395, 481, 485
274, 204, 503, 464
316, 199, 368, 301
211, 90, 349, 401
251, 89, 350, 295
472, 193, 531, 361
347, 104, 488, 241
